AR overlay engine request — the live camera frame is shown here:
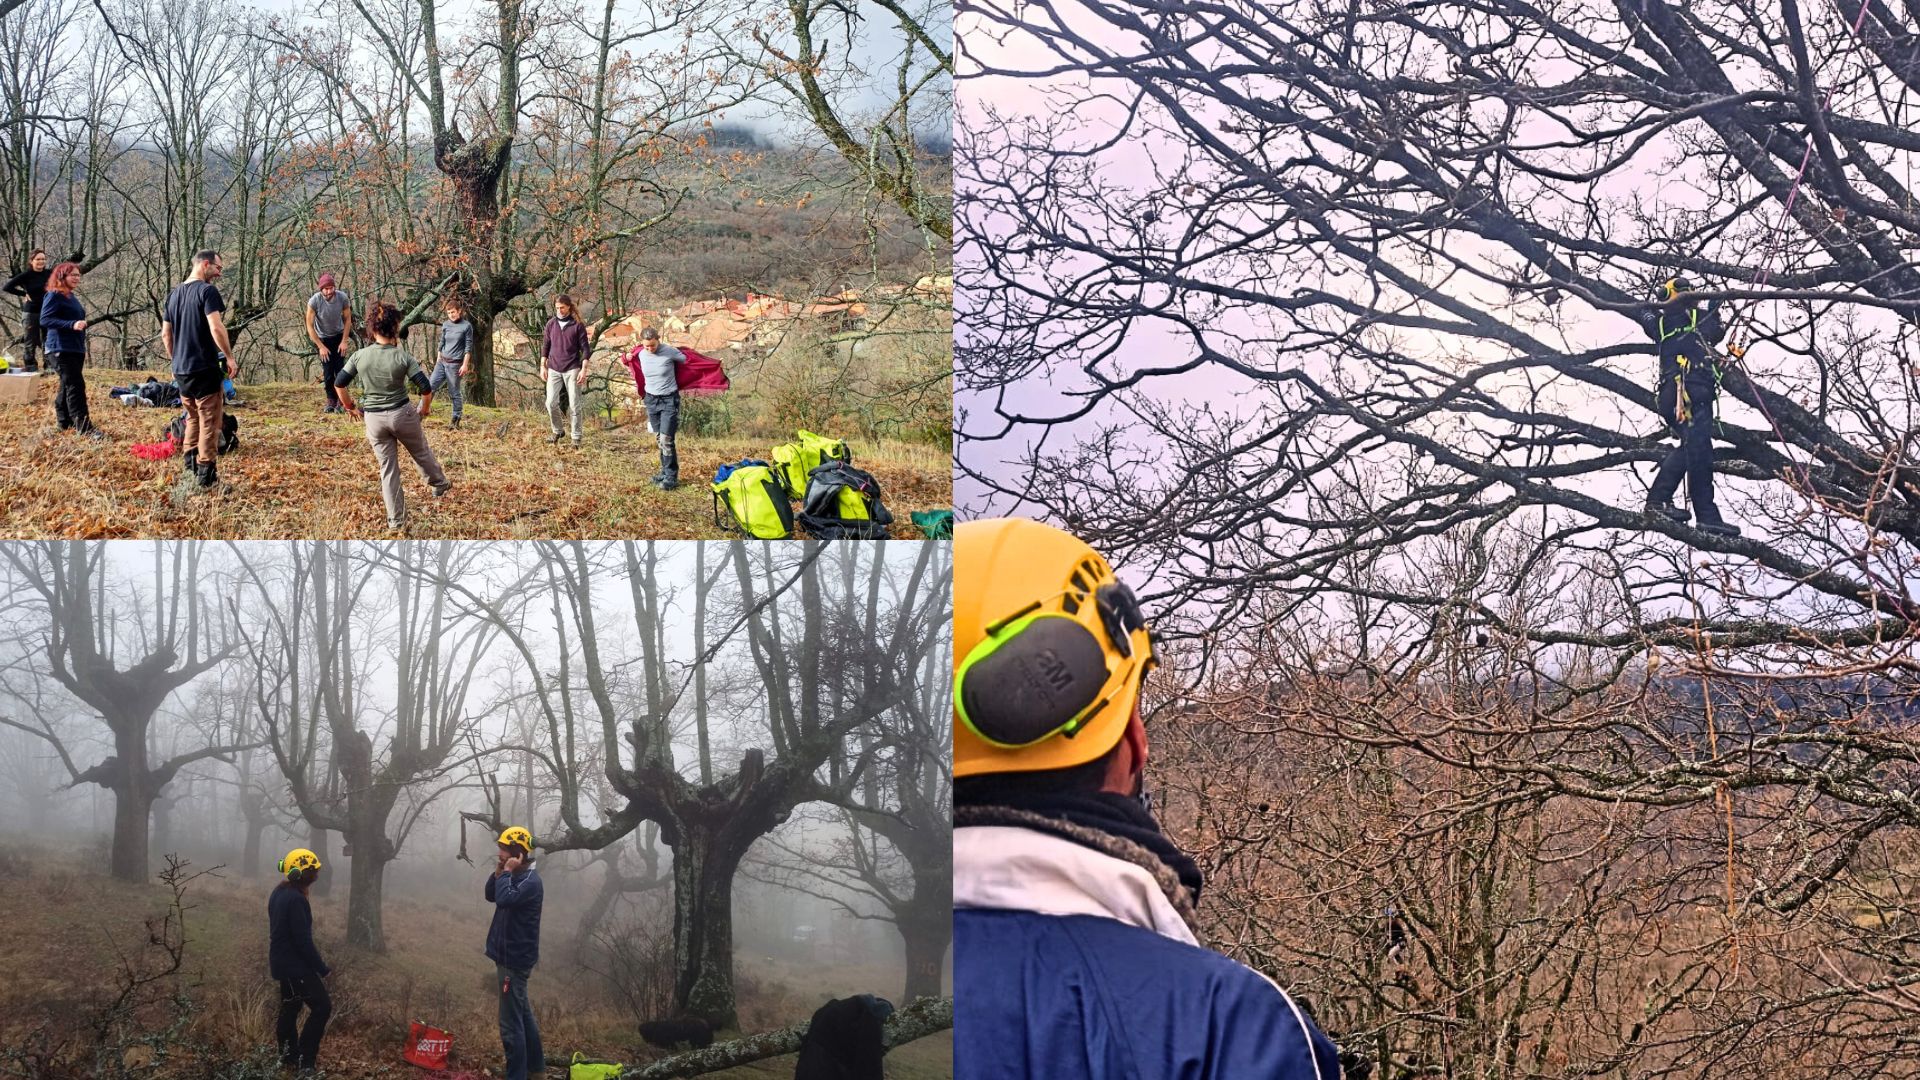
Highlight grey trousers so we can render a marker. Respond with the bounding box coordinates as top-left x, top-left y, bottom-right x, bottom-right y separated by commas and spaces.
545, 367, 582, 439
363, 402, 449, 528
